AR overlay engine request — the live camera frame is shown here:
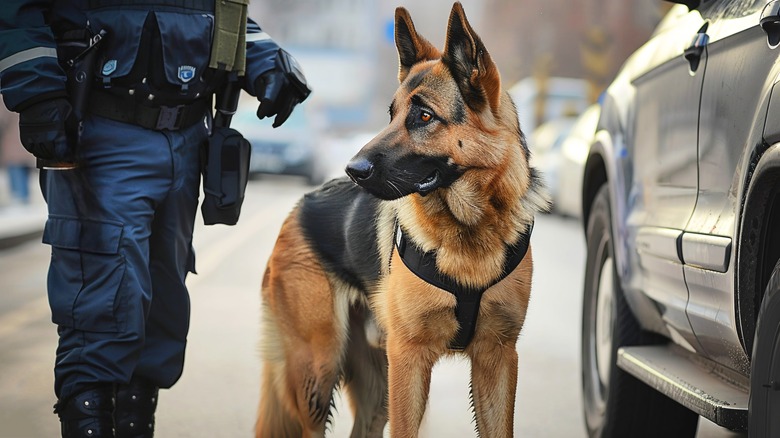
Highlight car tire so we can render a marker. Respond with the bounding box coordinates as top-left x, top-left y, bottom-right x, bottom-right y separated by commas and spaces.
749, 259, 780, 437
581, 185, 698, 438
